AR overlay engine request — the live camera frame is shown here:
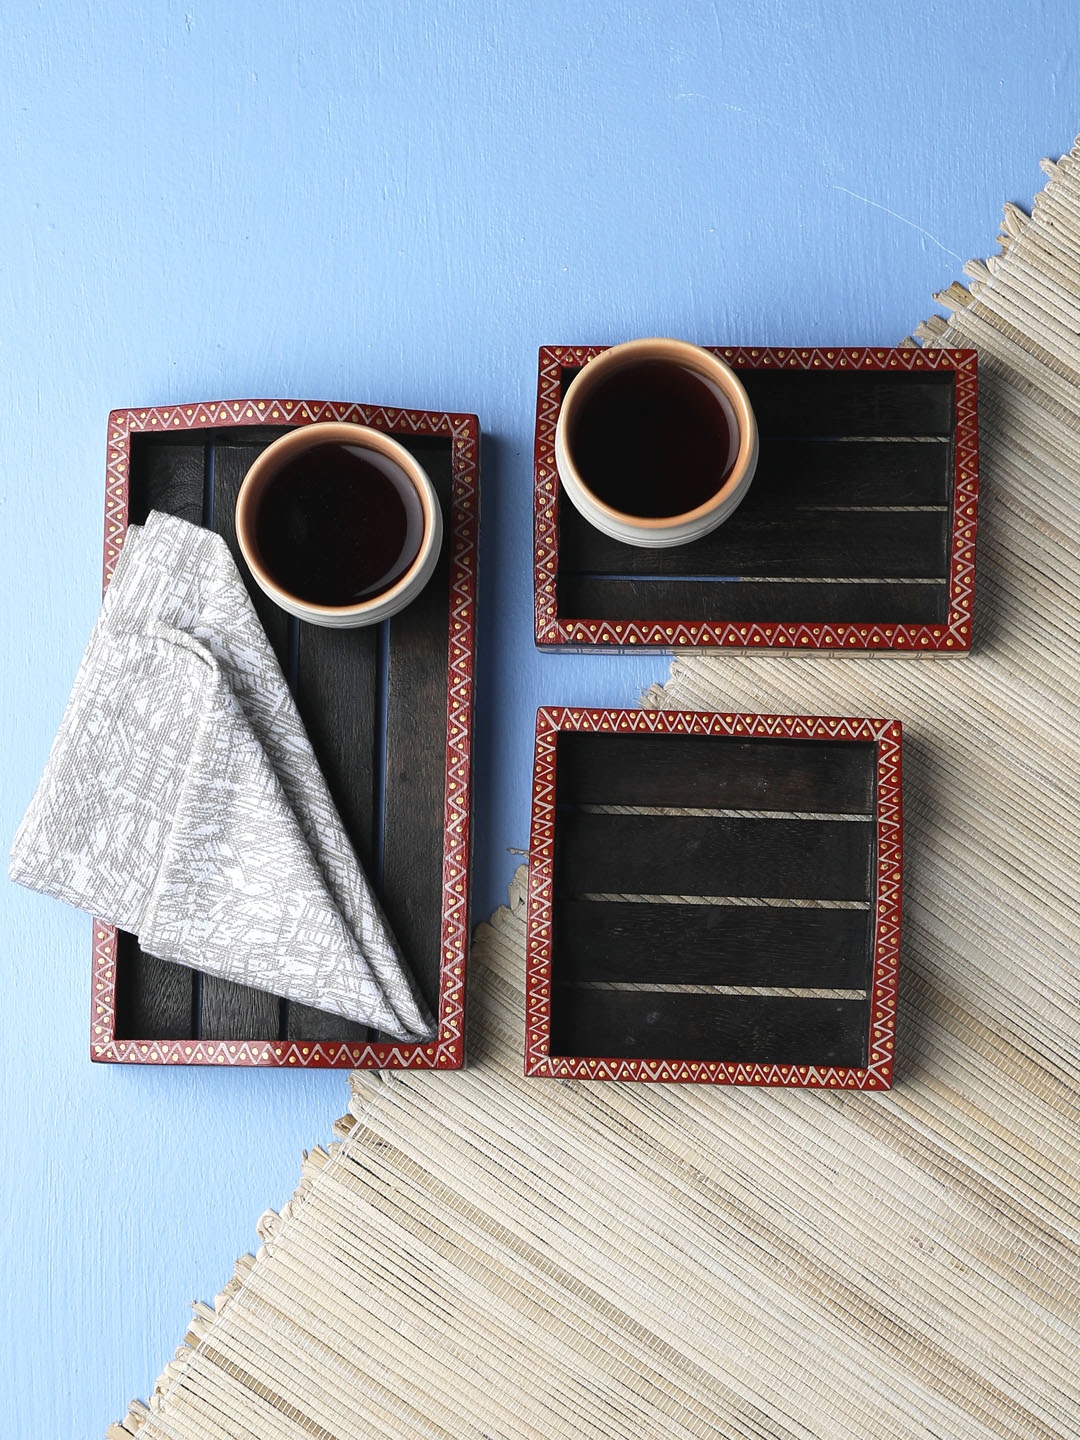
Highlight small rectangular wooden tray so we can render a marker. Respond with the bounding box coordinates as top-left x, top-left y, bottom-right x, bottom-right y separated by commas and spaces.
92, 399, 479, 1068
534, 345, 978, 651
524, 708, 901, 1088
